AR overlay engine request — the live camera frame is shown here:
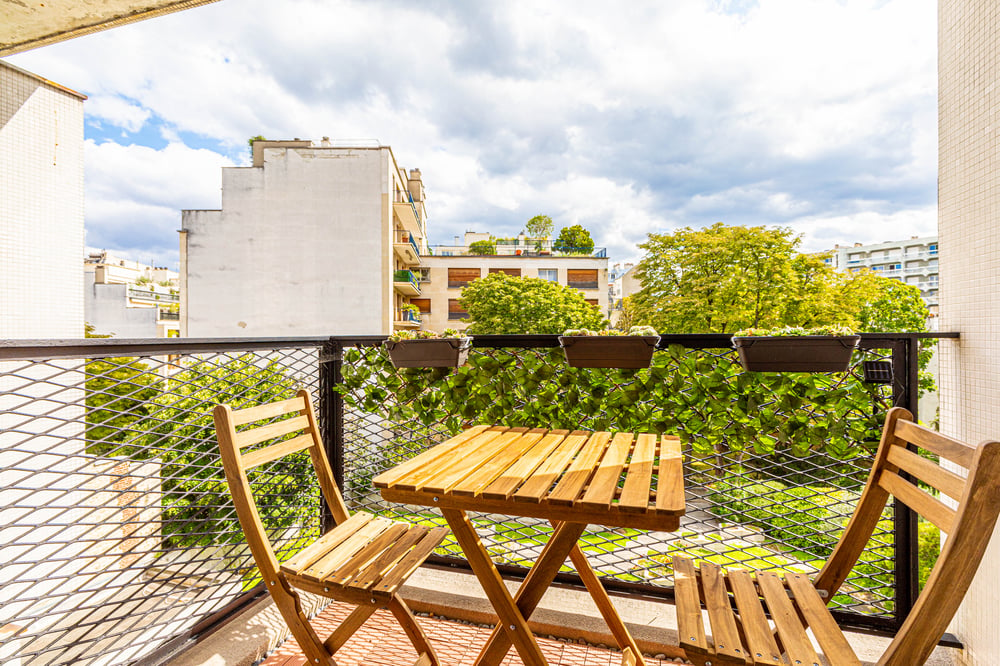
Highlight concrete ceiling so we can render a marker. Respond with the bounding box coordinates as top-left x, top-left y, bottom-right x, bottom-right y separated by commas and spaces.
1, 0, 221, 56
